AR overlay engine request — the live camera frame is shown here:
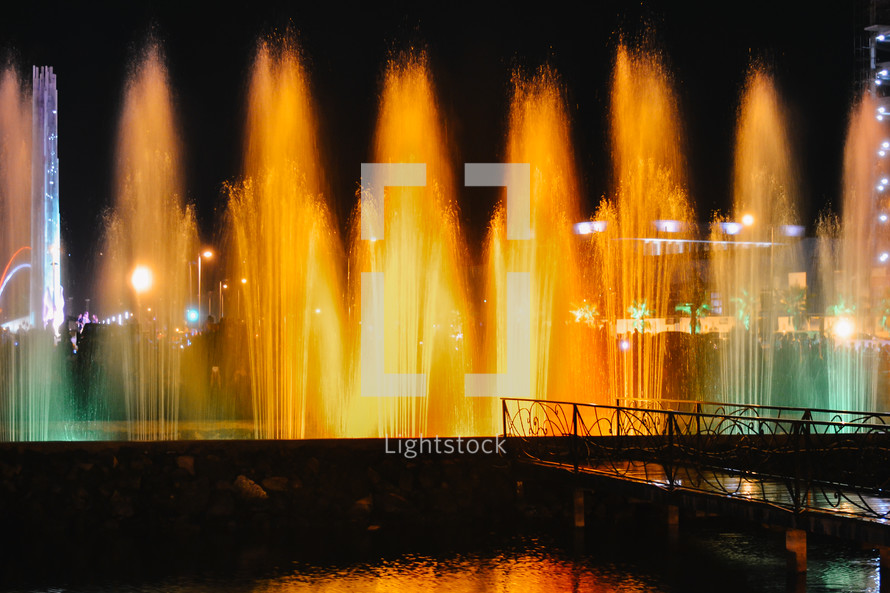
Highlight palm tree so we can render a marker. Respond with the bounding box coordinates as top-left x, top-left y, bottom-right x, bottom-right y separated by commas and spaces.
628, 299, 652, 334
731, 289, 754, 331
778, 286, 807, 331
675, 301, 710, 334
828, 295, 855, 317
879, 298, 890, 334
